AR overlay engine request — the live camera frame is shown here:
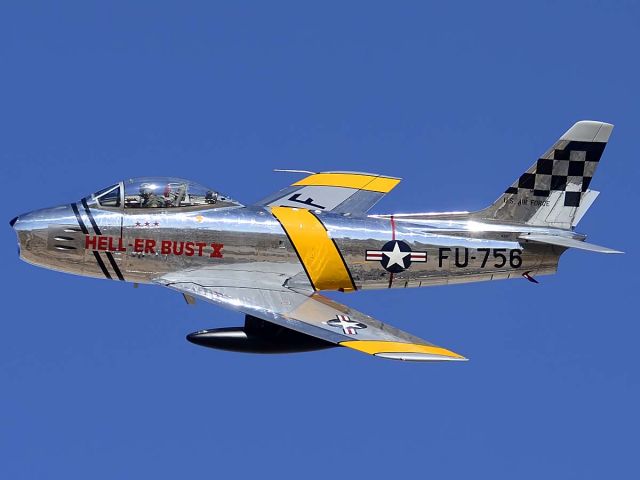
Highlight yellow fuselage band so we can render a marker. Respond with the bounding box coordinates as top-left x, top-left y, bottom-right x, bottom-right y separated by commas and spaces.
272, 207, 355, 291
